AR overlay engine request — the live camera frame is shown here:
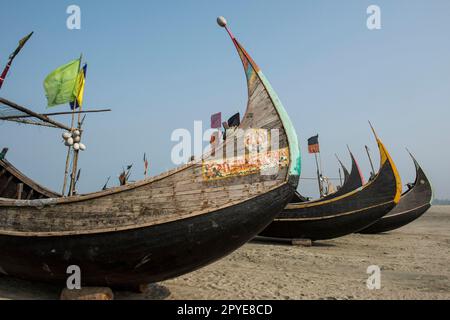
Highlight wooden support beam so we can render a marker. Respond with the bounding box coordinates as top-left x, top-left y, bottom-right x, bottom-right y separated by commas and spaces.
26, 189, 34, 200
16, 183, 23, 199
291, 239, 313, 247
